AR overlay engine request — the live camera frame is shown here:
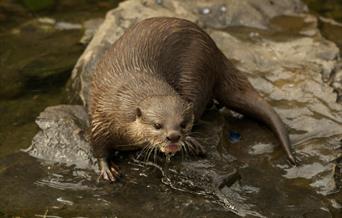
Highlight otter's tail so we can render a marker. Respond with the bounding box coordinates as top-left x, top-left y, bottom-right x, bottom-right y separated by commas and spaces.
215, 63, 296, 165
